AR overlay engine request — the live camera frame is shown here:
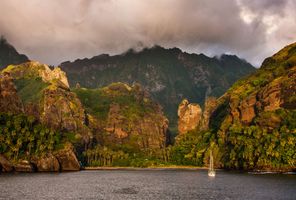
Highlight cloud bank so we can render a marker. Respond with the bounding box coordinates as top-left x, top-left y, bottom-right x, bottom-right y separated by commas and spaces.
0, 0, 295, 66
